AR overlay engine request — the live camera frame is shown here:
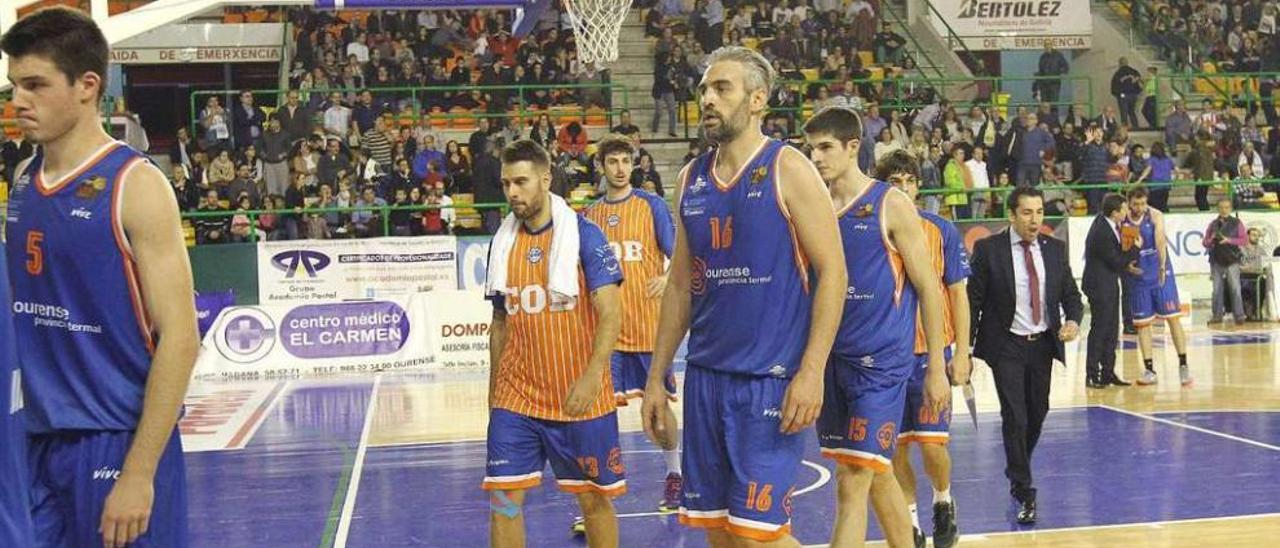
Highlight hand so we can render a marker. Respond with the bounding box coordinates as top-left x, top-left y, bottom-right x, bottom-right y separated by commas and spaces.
948, 352, 973, 386
1133, 234, 1144, 248
99, 472, 154, 548
923, 369, 951, 416
779, 366, 823, 434
1059, 320, 1080, 342
640, 380, 676, 448
645, 274, 669, 299
563, 372, 603, 417
1127, 263, 1144, 276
